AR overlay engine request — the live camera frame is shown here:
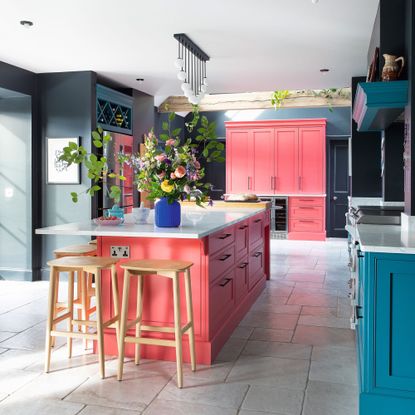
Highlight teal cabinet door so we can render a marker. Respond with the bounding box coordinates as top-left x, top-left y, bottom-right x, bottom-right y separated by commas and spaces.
375, 259, 415, 395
